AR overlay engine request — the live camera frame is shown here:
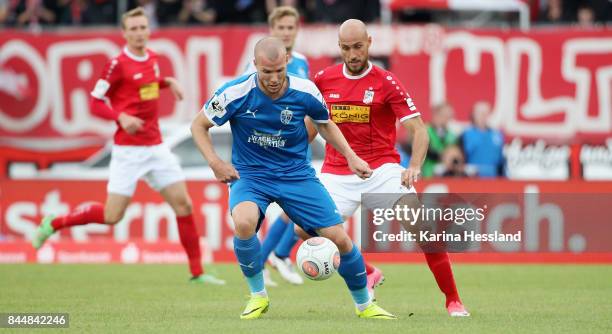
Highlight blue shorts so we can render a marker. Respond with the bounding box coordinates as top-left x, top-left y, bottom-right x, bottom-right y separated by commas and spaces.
229, 176, 342, 236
